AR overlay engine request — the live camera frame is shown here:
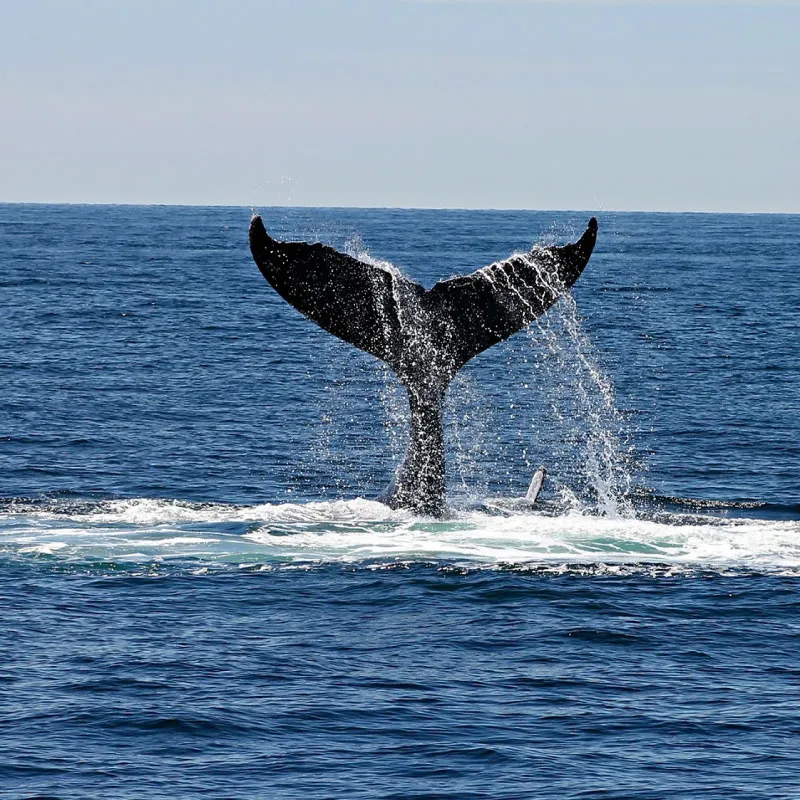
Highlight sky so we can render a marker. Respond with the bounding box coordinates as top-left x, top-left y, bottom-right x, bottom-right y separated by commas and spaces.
1, 0, 798, 211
